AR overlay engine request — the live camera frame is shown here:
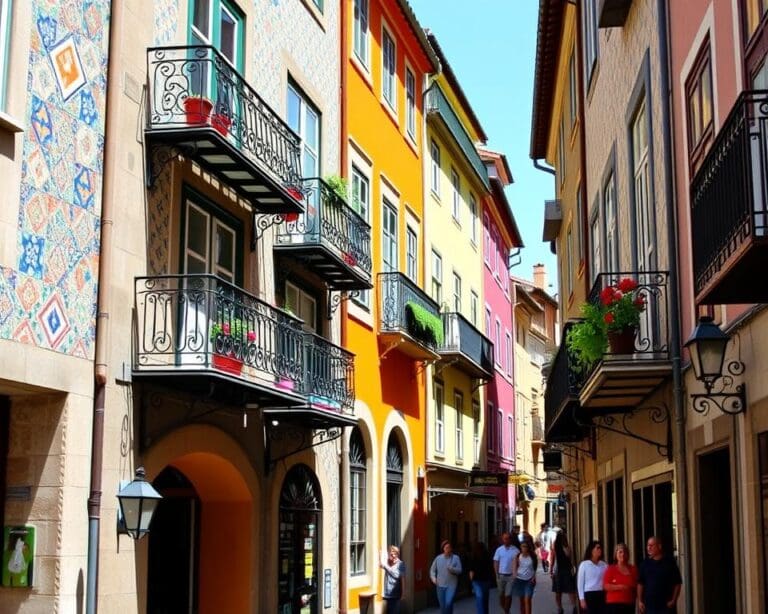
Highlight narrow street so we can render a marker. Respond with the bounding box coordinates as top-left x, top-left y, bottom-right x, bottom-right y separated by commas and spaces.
418, 566, 565, 613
